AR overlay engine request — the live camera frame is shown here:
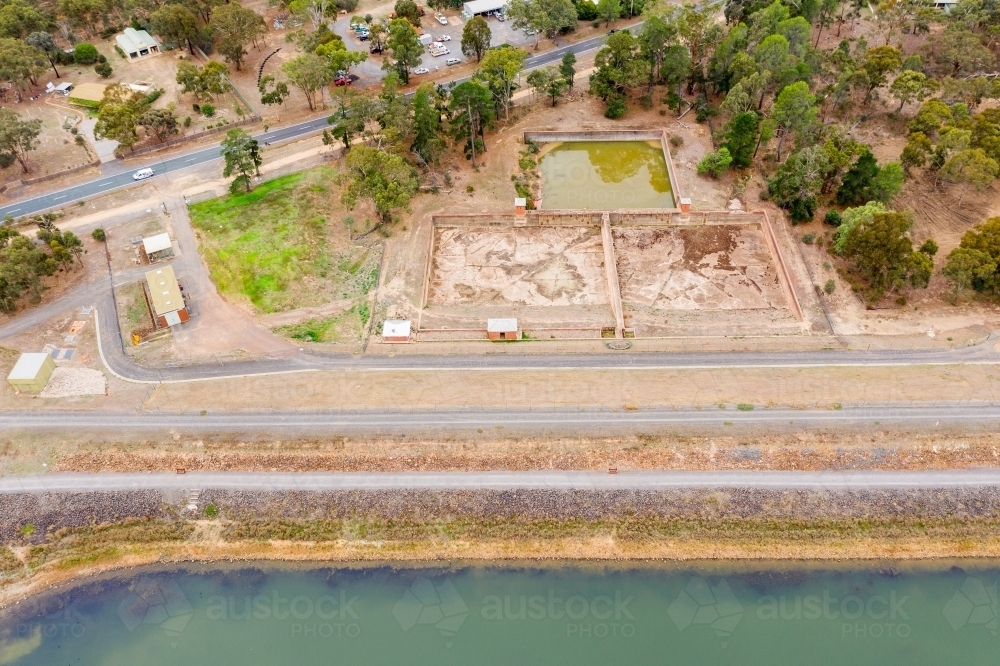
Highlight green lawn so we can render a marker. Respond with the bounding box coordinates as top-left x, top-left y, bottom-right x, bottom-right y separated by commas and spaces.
274, 303, 371, 344
189, 167, 379, 314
